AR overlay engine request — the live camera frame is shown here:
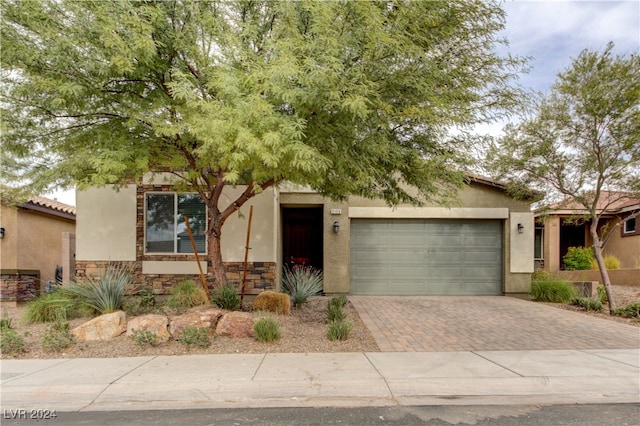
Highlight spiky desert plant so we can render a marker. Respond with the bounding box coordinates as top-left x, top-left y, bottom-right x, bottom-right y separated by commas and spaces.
280, 266, 323, 307
64, 262, 135, 314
